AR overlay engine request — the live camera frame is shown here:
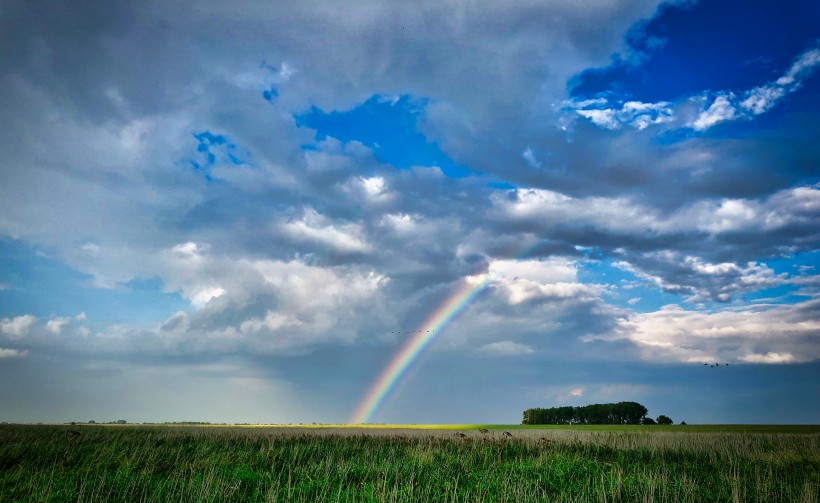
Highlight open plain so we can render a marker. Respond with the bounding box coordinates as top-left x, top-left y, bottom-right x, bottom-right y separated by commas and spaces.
1, 424, 818, 502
